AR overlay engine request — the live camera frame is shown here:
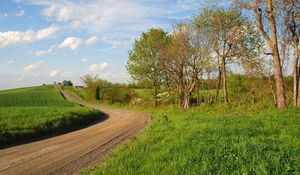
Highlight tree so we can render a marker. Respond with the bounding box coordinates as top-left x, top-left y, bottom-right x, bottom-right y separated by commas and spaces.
163, 24, 211, 109
241, 0, 286, 109
195, 8, 262, 104
282, 0, 300, 106
80, 75, 98, 101
127, 28, 171, 107
62, 80, 73, 86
